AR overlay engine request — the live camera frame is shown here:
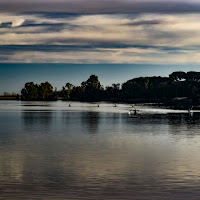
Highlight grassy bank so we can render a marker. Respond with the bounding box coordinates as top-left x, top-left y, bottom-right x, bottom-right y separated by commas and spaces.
0, 96, 19, 100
